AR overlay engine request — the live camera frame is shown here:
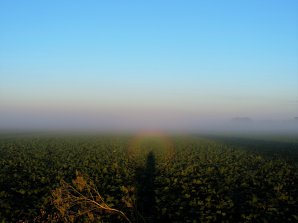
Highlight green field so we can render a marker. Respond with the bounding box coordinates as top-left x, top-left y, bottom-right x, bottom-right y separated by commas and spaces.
0, 134, 297, 222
